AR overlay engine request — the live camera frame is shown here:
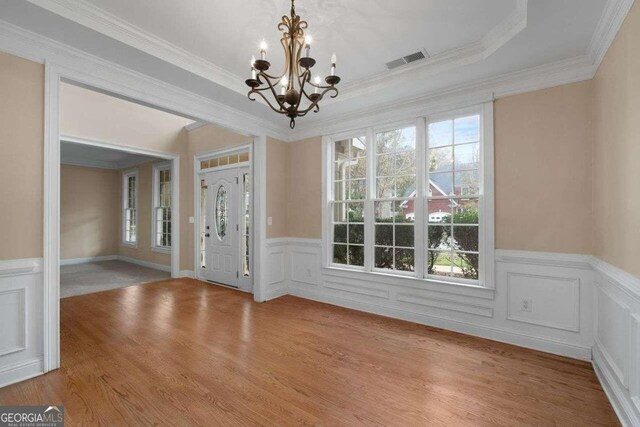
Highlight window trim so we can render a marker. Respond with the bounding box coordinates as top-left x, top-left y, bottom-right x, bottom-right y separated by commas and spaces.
151, 161, 172, 254
121, 168, 139, 248
322, 102, 495, 289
